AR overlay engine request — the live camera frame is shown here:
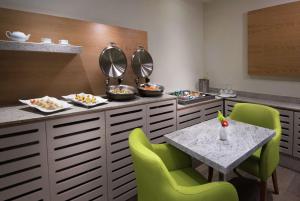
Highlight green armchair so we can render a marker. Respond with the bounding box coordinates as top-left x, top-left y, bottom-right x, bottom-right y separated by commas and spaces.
129, 128, 239, 201
229, 103, 281, 201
